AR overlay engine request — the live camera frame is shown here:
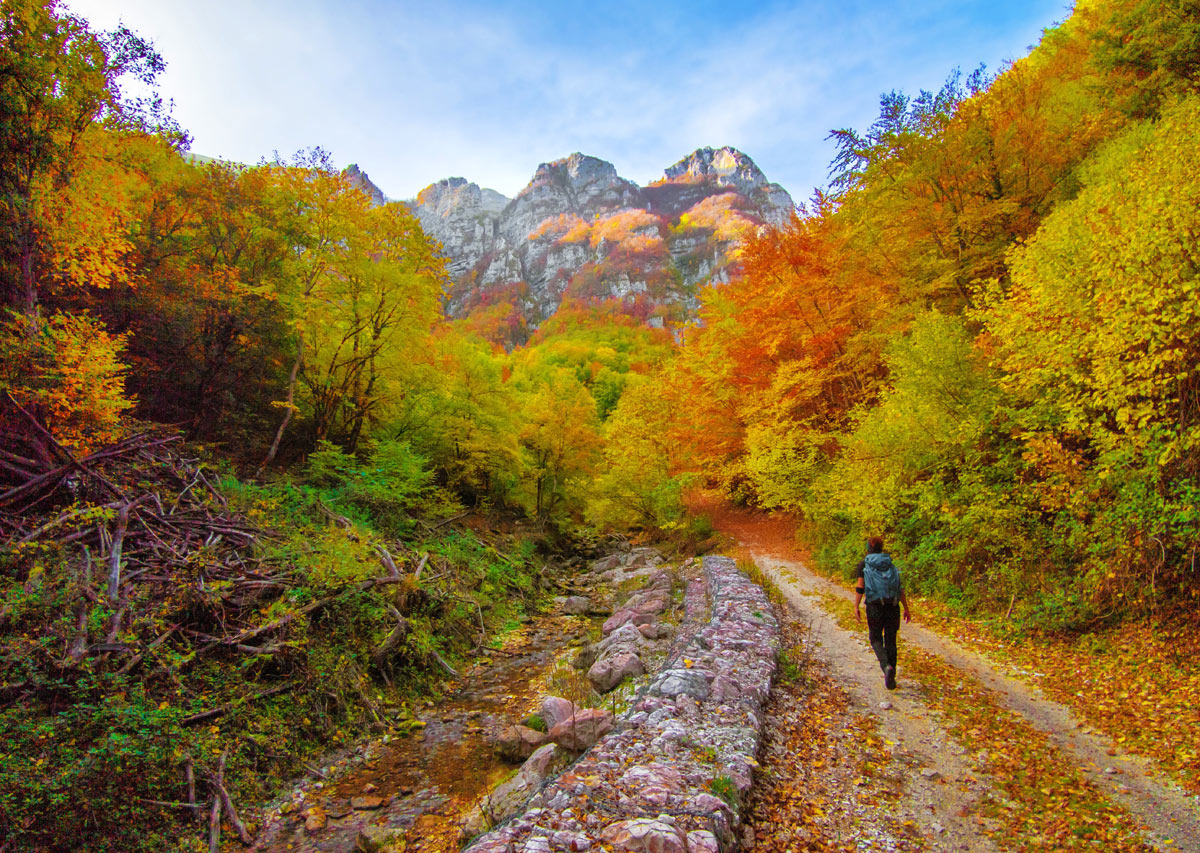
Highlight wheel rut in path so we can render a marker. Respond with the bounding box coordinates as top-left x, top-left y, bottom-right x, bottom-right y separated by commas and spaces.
747, 546, 1200, 852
